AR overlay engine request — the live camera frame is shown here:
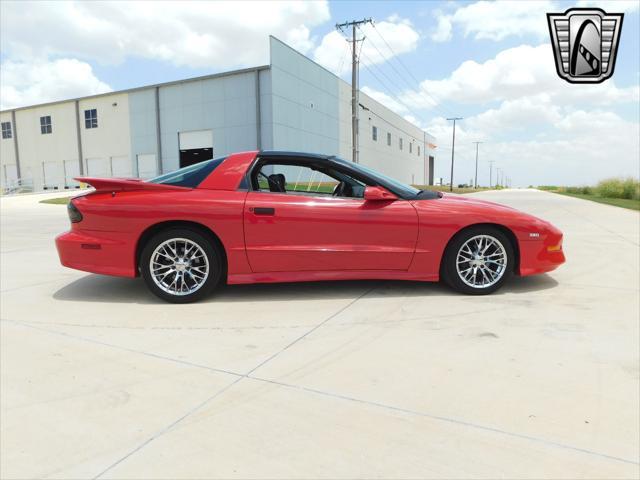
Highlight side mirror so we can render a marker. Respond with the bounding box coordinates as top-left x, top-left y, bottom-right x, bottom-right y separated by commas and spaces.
364, 186, 398, 201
